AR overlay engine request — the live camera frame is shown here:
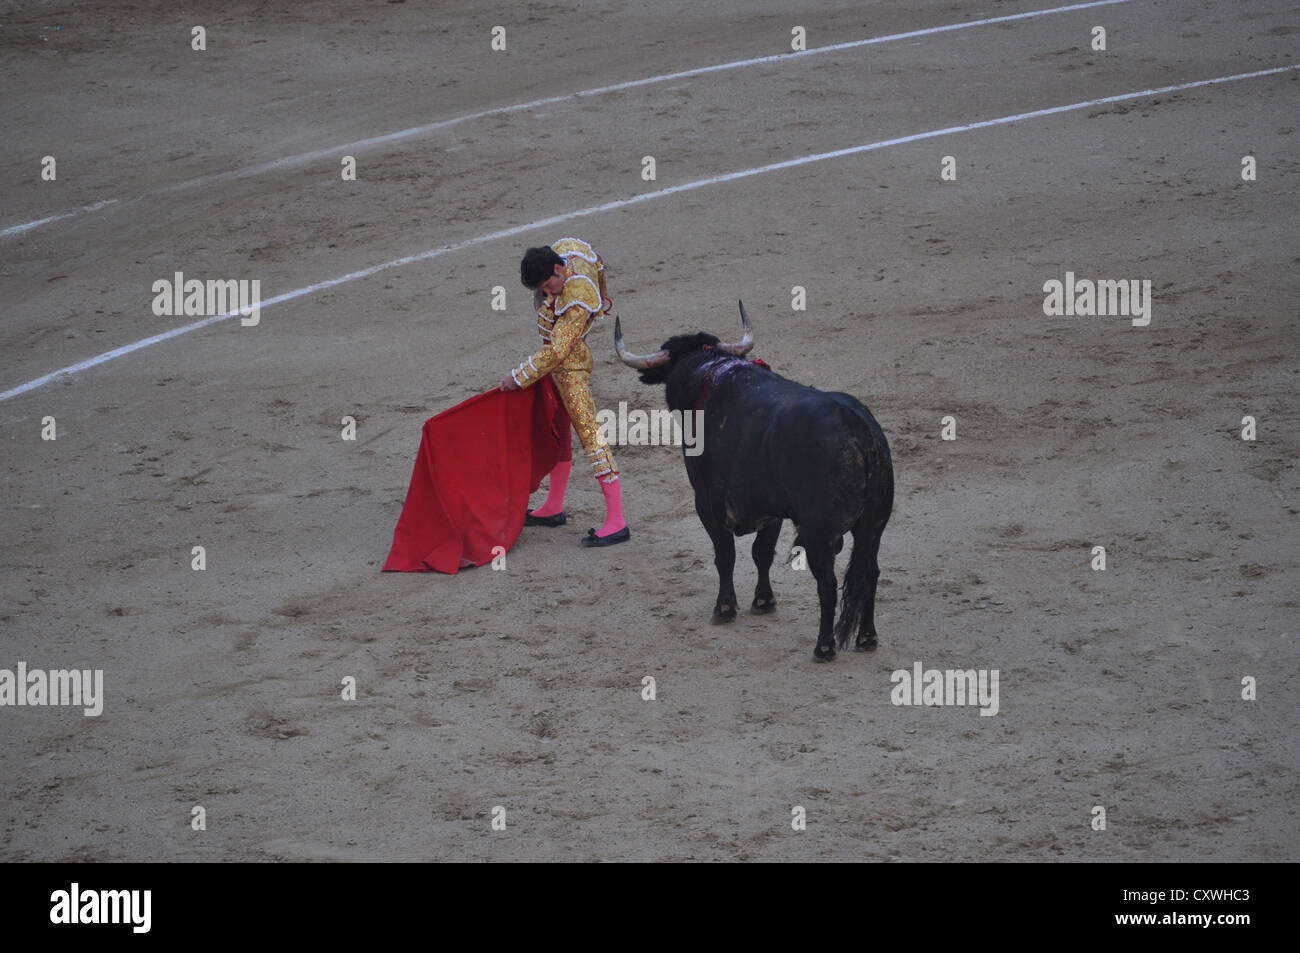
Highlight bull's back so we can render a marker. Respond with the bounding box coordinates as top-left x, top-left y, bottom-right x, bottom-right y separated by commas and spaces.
825, 391, 893, 528
788, 394, 891, 532
778, 391, 891, 501
710, 374, 891, 530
